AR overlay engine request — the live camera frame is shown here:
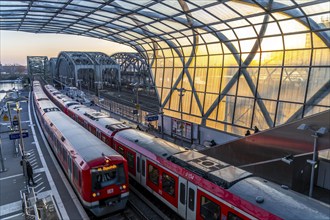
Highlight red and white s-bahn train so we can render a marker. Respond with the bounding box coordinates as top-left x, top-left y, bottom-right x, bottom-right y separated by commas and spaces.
32, 81, 129, 217
44, 84, 330, 220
